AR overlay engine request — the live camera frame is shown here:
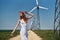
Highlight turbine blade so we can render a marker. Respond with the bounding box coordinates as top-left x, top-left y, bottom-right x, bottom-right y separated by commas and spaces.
39, 6, 48, 10
36, 0, 38, 5
29, 7, 37, 13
